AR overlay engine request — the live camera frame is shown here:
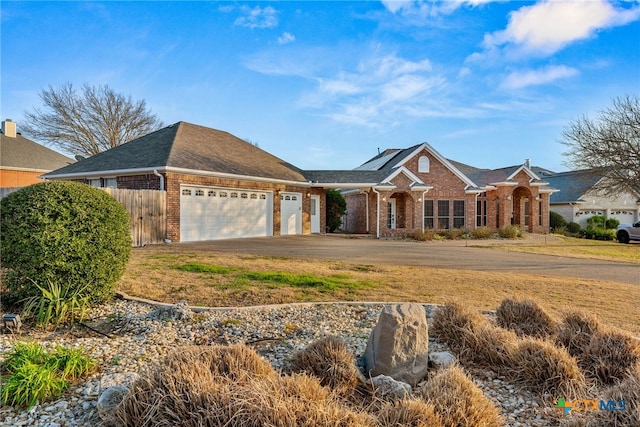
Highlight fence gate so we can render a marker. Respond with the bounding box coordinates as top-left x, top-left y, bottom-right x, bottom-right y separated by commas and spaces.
103, 188, 166, 247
